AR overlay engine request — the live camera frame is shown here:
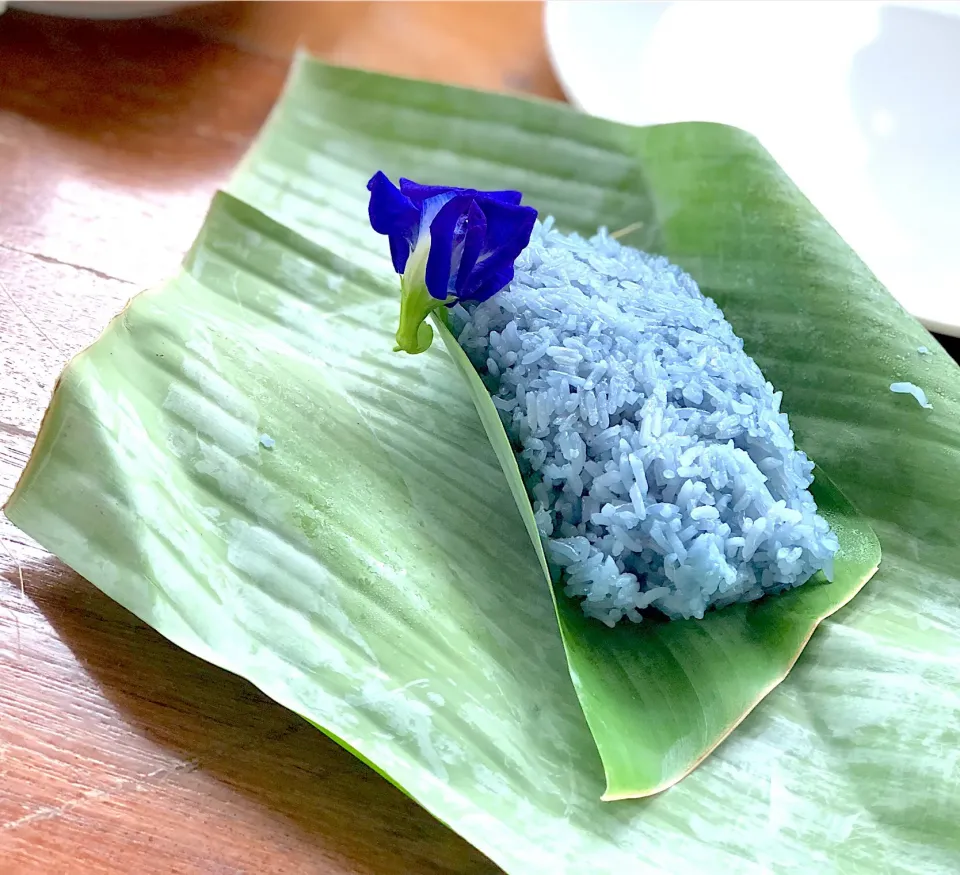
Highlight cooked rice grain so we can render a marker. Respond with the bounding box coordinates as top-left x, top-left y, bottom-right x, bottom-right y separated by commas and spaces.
453, 219, 838, 626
